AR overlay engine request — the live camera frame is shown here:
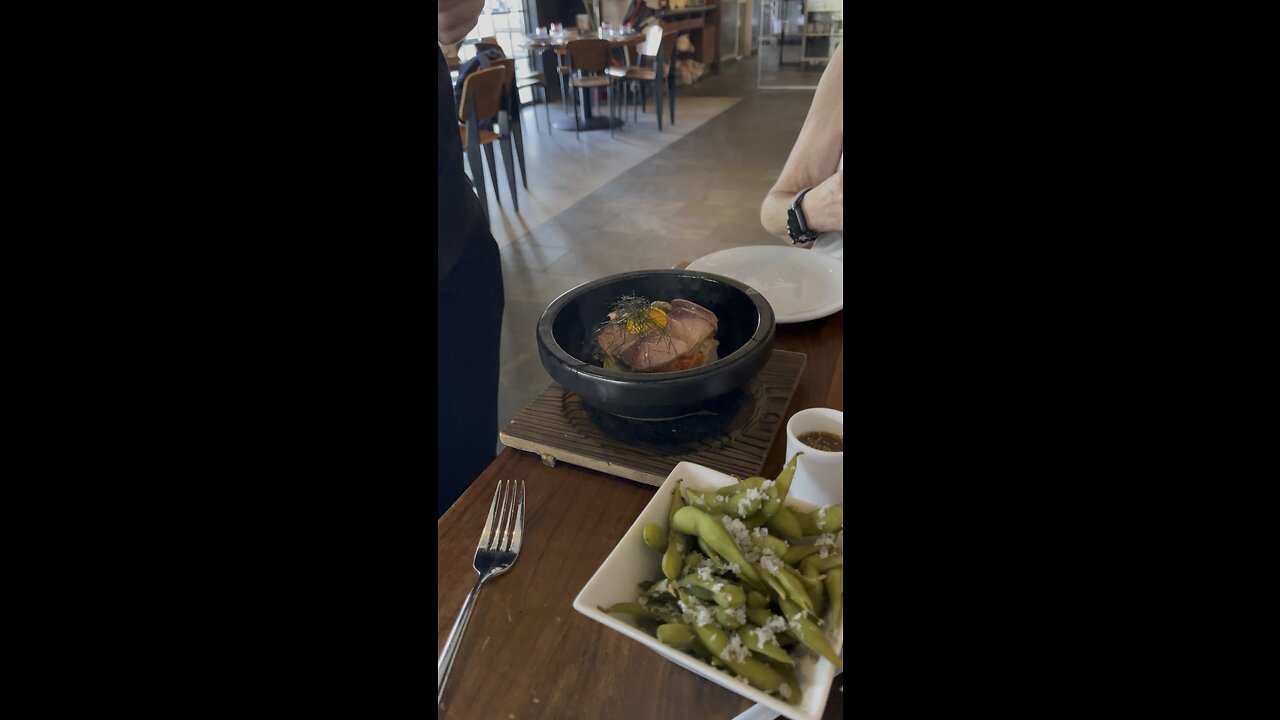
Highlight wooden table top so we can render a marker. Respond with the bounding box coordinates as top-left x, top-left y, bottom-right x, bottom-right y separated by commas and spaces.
438, 310, 845, 720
